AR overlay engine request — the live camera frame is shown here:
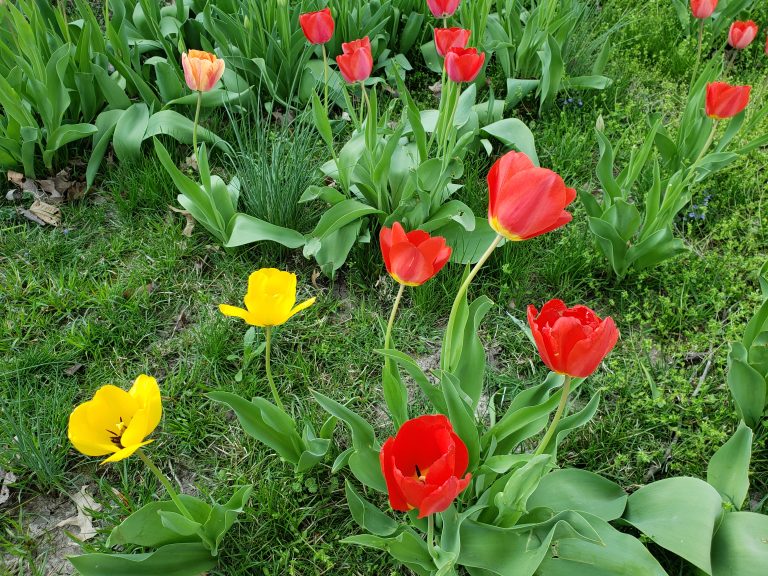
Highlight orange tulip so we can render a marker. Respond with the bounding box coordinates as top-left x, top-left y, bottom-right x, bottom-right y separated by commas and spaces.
182, 50, 225, 92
